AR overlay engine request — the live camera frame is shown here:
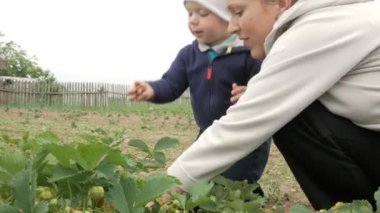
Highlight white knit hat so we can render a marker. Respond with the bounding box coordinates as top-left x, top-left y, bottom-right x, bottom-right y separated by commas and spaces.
184, 0, 231, 22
